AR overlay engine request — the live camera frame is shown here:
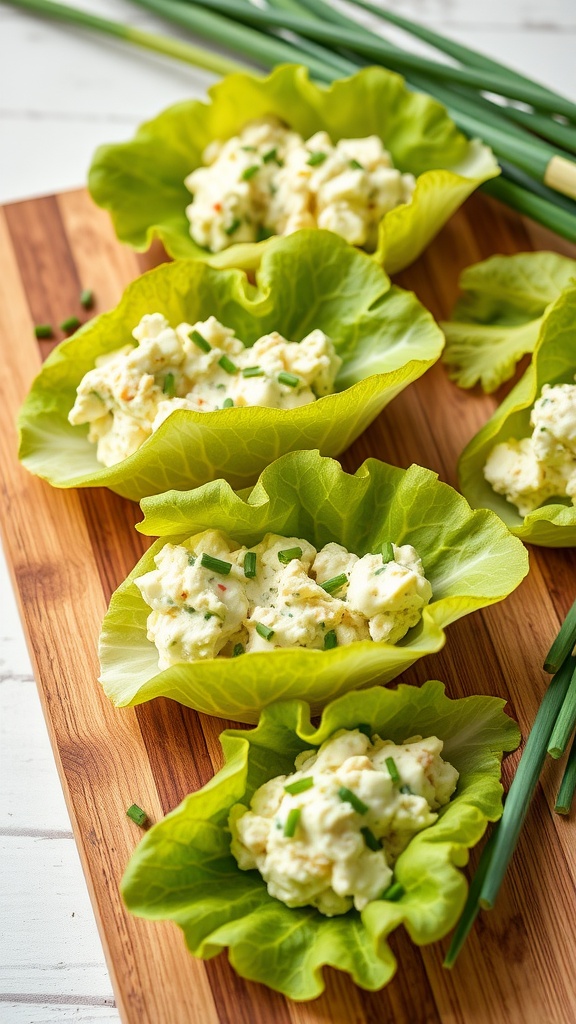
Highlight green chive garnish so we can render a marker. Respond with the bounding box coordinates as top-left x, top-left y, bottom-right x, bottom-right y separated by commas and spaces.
34, 324, 53, 339
187, 554, 196, 566
190, 329, 211, 353
338, 786, 369, 815
60, 315, 80, 333
544, 596, 576, 673
126, 804, 148, 828
278, 546, 302, 564
224, 217, 241, 236
262, 147, 278, 163
381, 541, 395, 563
233, 643, 245, 657
349, 158, 363, 170
307, 151, 327, 166
283, 807, 301, 838
200, 553, 232, 575
284, 776, 314, 795
361, 827, 381, 851
381, 882, 405, 902
321, 573, 348, 595
256, 622, 275, 641
241, 145, 256, 152
163, 372, 175, 397
218, 354, 237, 374
244, 551, 257, 578
241, 164, 260, 180
80, 288, 94, 309
278, 371, 300, 388
399, 784, 413, 795
323, 629, 338, 650
385, 757, 400, 784
222, 397, 234, 409
242, 365, 265, 378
